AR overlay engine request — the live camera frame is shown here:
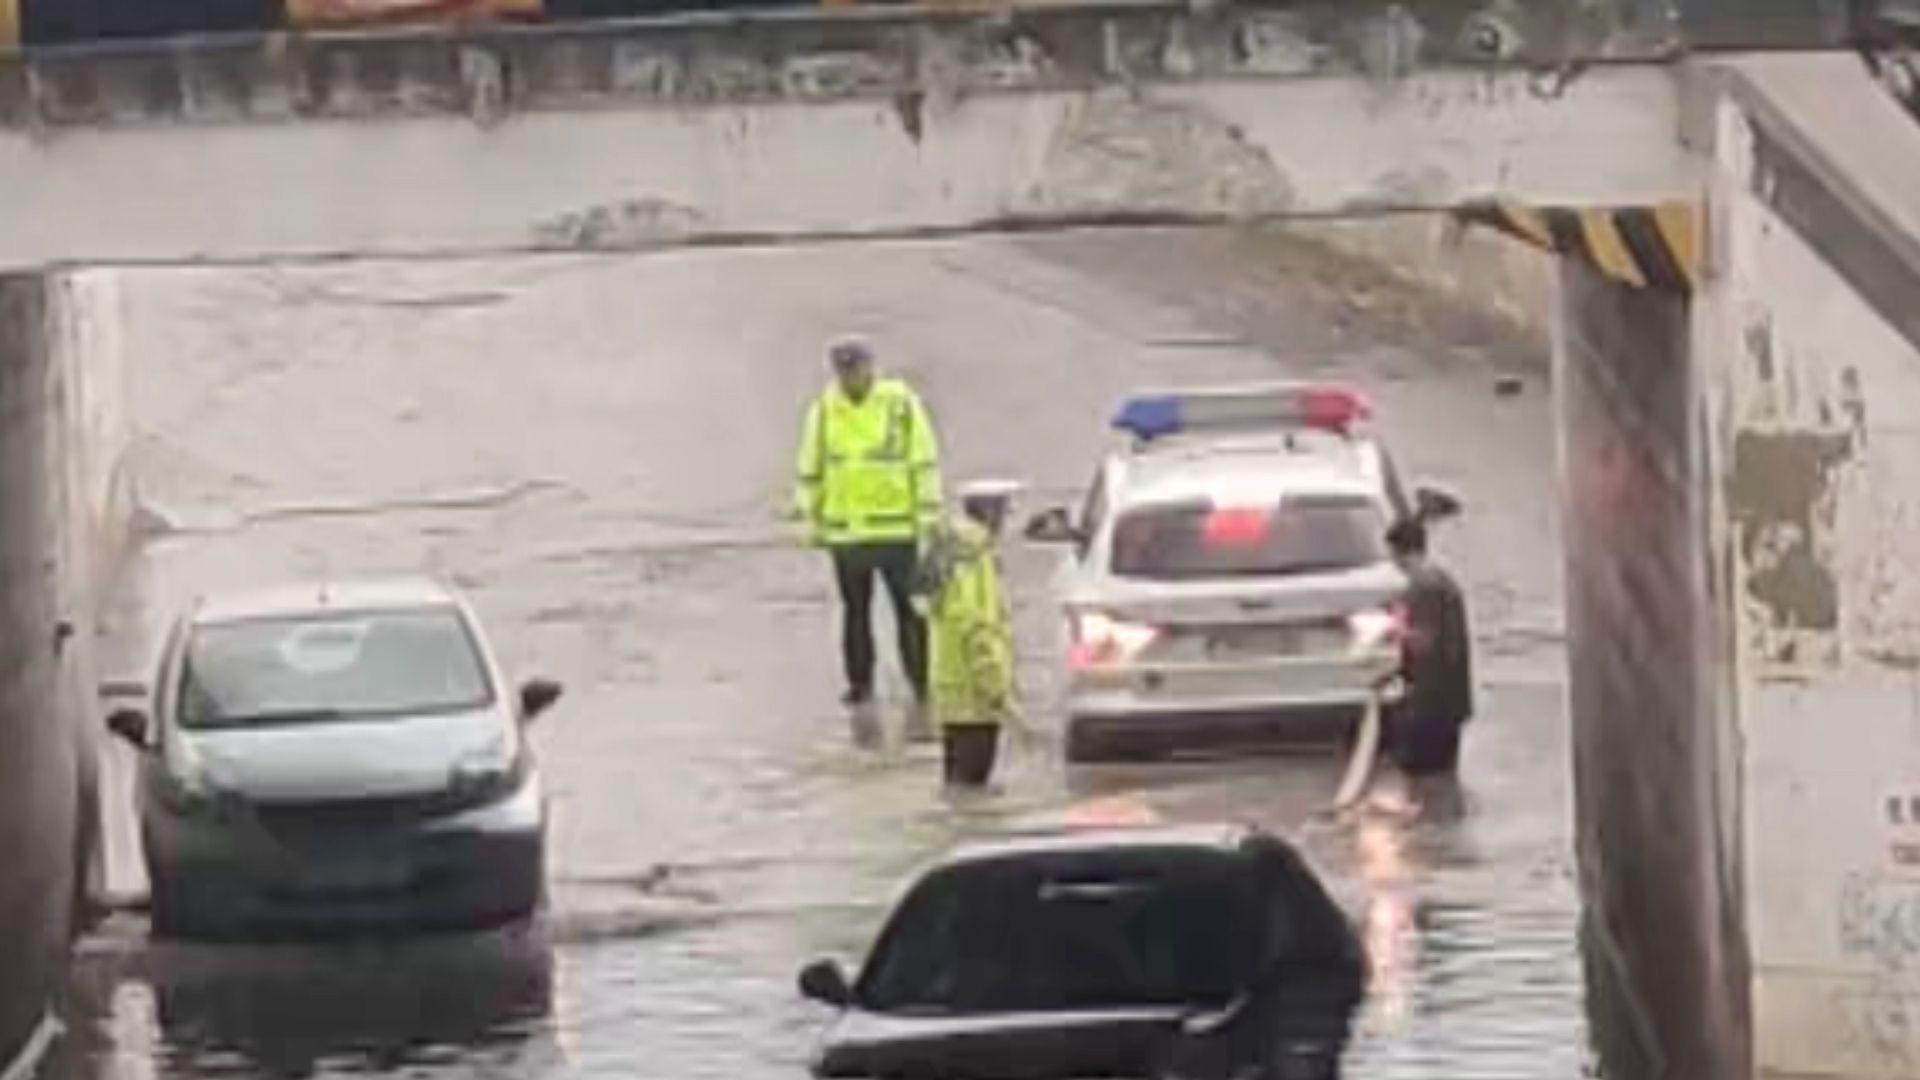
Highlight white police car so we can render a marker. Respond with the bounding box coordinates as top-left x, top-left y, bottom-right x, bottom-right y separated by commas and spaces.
1024, 383, 1462, 762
